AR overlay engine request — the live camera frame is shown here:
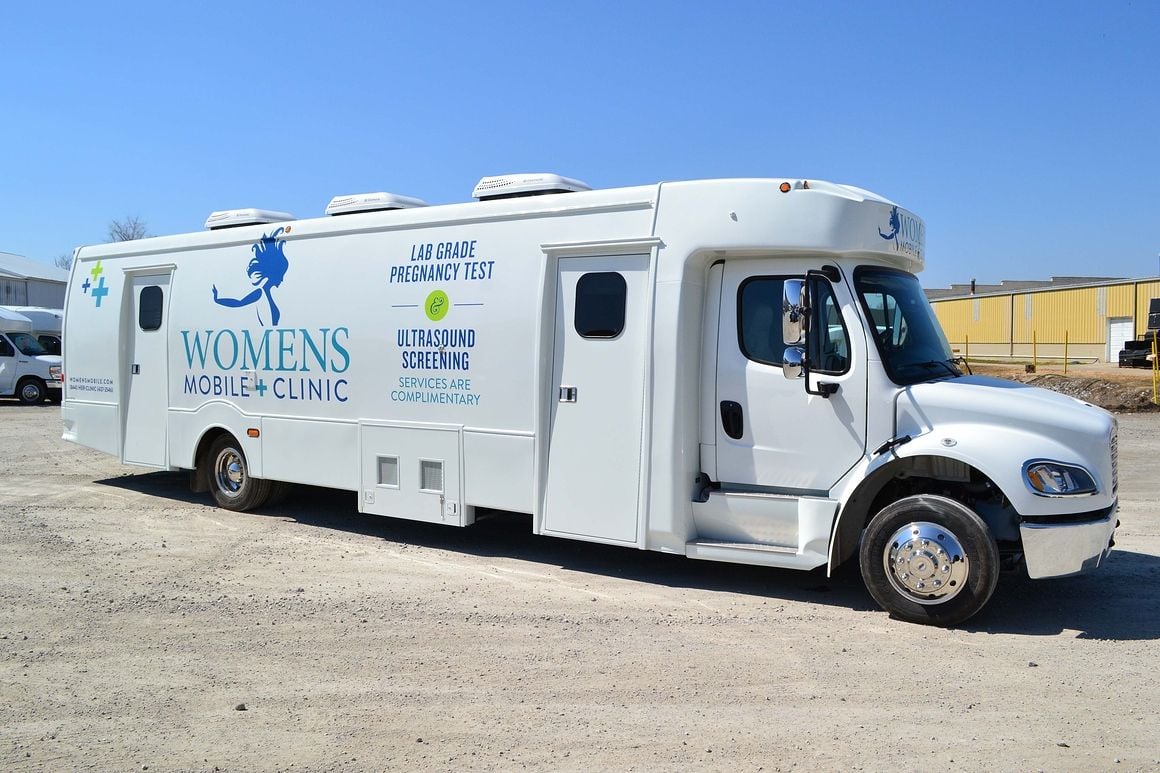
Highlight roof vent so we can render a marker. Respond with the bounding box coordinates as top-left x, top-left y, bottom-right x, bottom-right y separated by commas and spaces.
472, 173, 591, 201
204, 208, 295, 230
325, 192, 430, 216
